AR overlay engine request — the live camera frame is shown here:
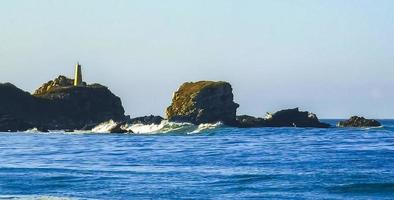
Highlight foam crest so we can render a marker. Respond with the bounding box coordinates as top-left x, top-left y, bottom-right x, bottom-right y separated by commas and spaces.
91, 120, 118, 133
90, 120, 223, 134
